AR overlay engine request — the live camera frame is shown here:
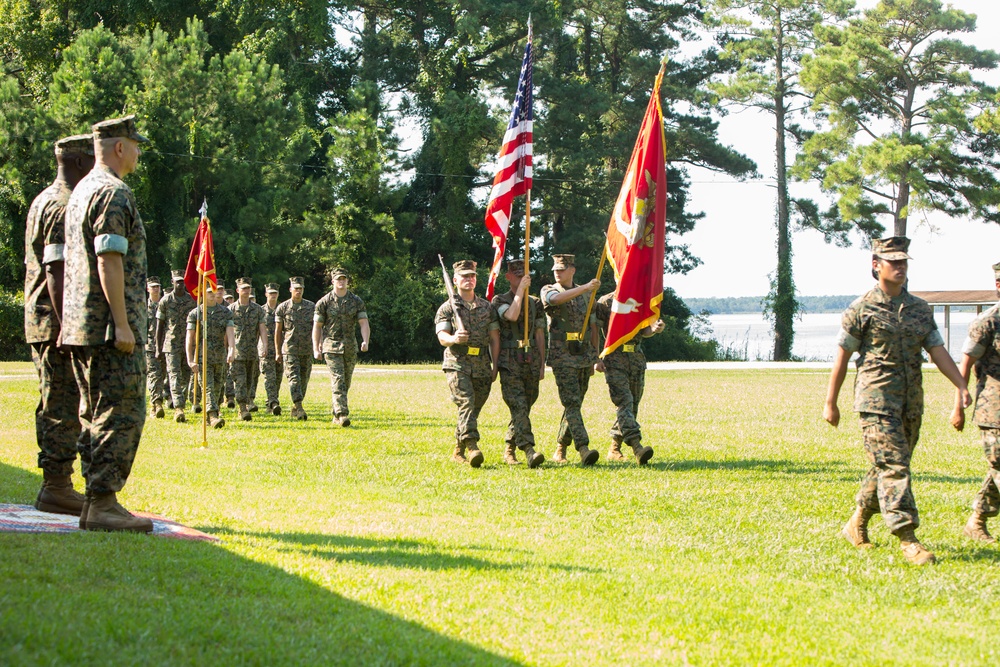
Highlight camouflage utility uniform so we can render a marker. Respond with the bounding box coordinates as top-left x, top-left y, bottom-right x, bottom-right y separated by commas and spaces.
541, 282, 599, 452
492, 289, 545, 454
261, 299, 282, 409
229, 299, 265, 409
276, 298, 316, 405
961, 303, 1000, 520
157, 287, 195, 408
595, 293, 647, 448
314, 290, 367, 420
24, 178, 84, 478
187, 303, 234, 414
838, 286, 944, 534
63, 164, 147, 494
435, 296, 499, 449
146, 295, 167, 406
